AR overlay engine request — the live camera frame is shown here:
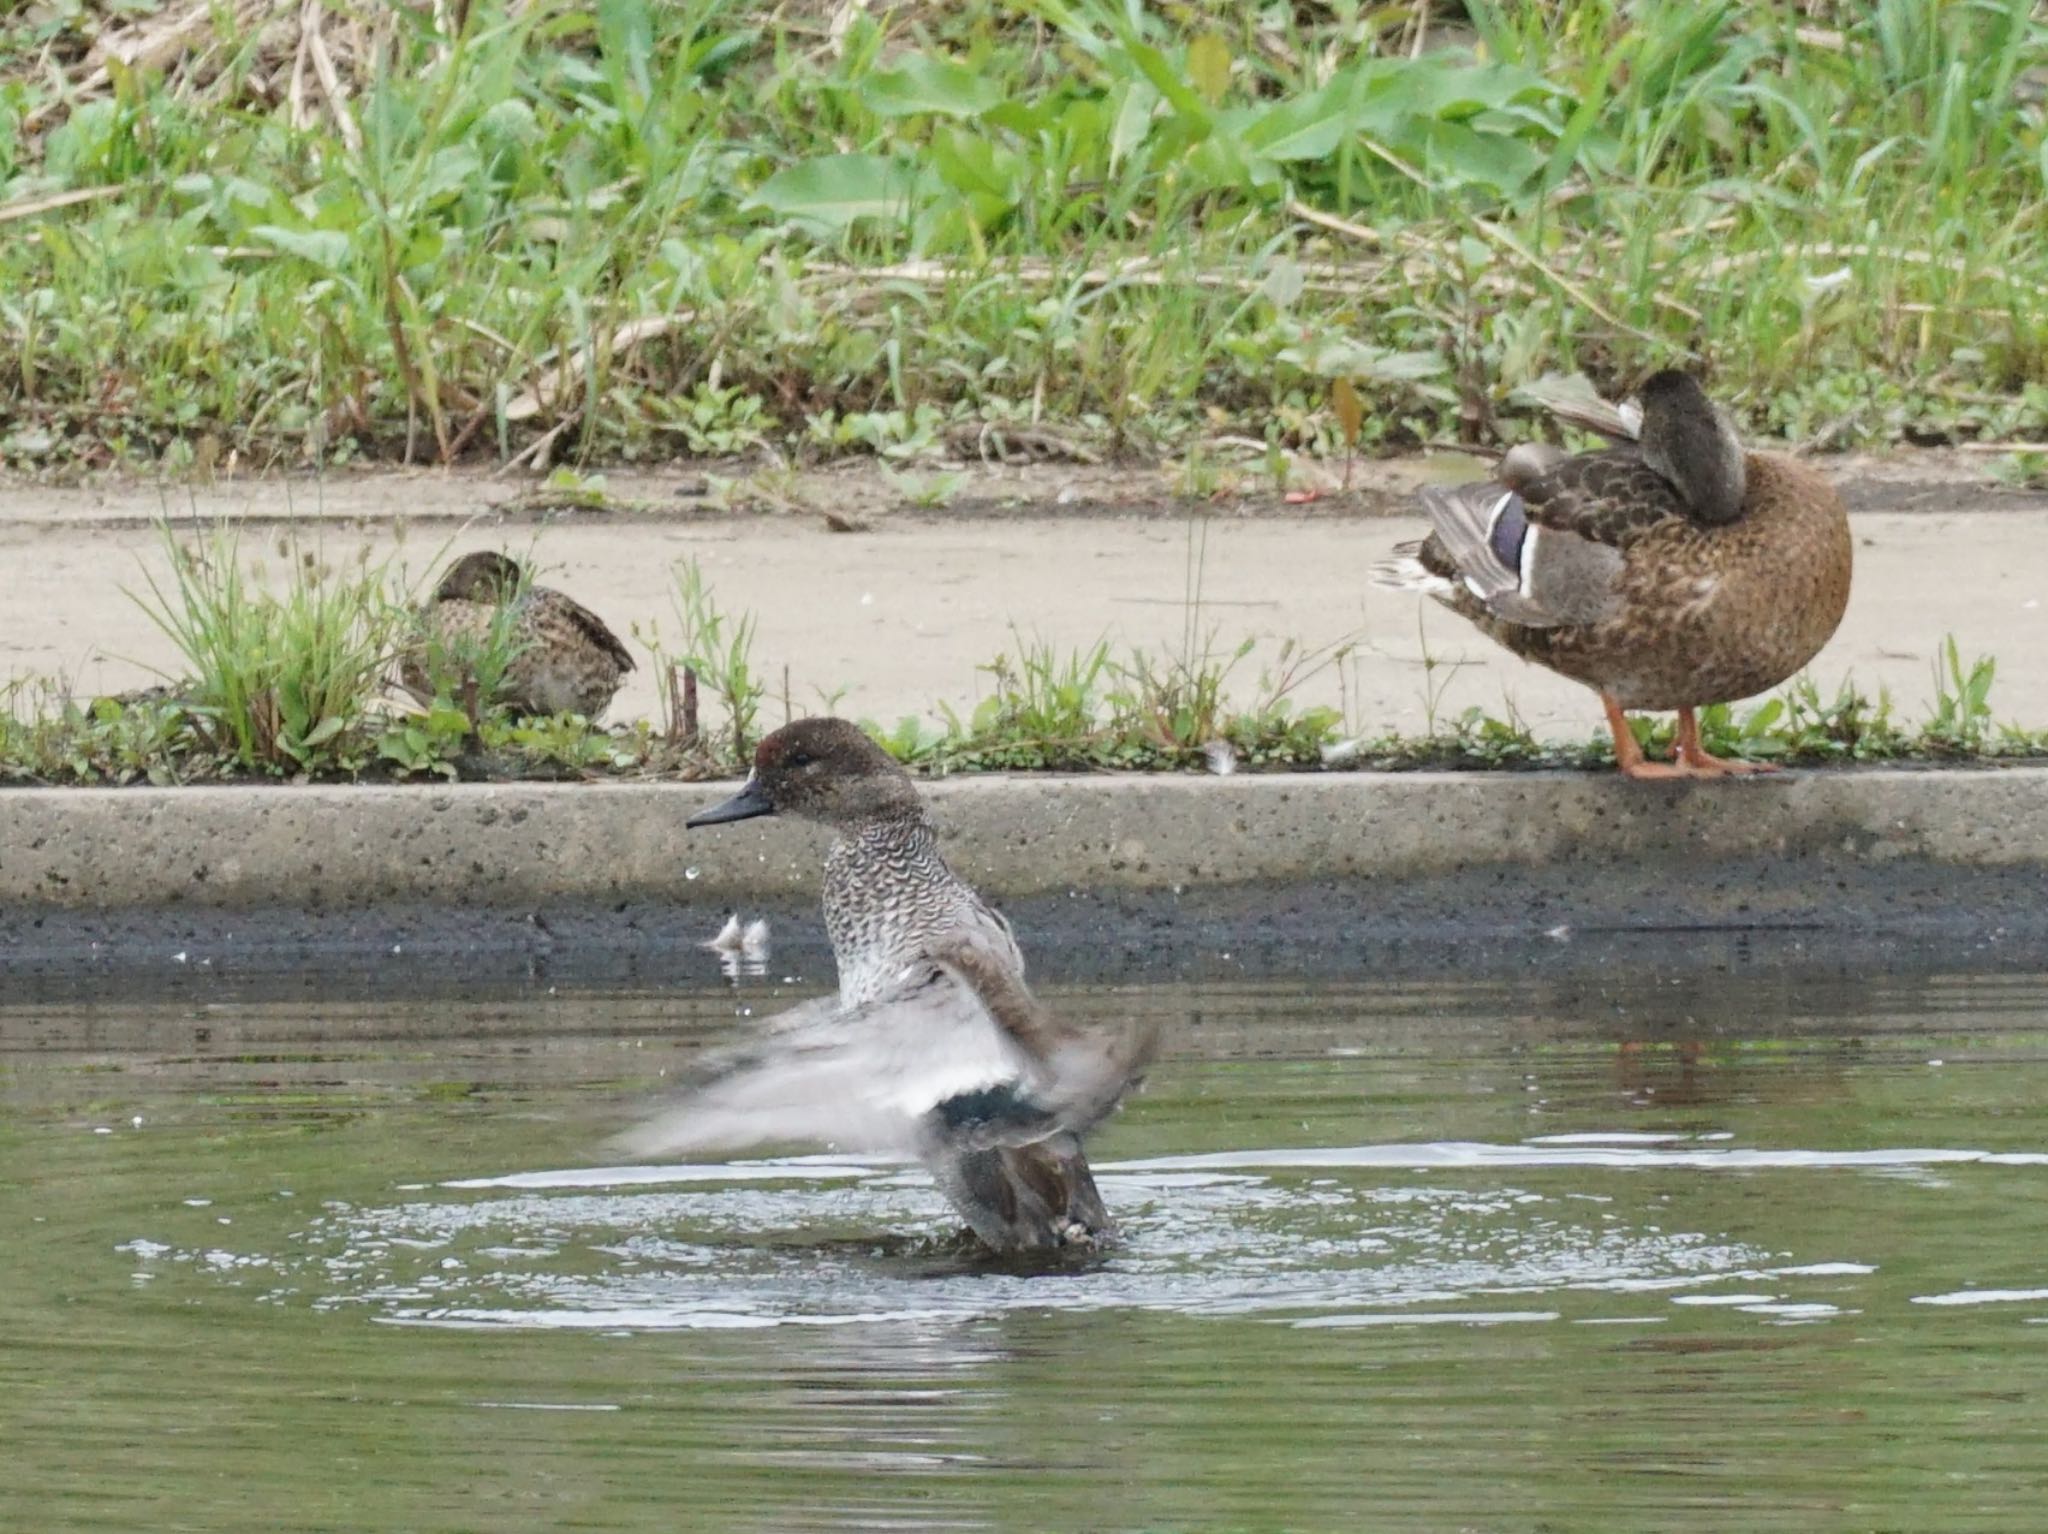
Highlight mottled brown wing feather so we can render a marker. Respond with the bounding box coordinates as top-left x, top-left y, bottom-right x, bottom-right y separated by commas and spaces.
927, 938, 1056, 1055
537, 589, 636, 674
1520, 448, 1691, 548
1410, 447, 1688, 594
